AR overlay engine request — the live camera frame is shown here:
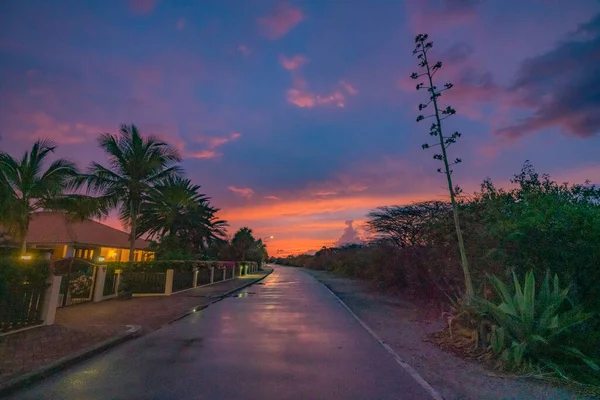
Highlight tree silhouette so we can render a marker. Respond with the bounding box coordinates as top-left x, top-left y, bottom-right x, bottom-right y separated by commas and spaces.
82, 125, 182, 262
138, 176, 228, 256
232, 227, 255, 262
0, 139, 80, 254
411, 33, 473, 299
